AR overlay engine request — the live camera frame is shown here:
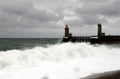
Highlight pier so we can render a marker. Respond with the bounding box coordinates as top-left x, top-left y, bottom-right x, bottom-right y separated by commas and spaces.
62, 24, 120, 44
63, 36, 90, 42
